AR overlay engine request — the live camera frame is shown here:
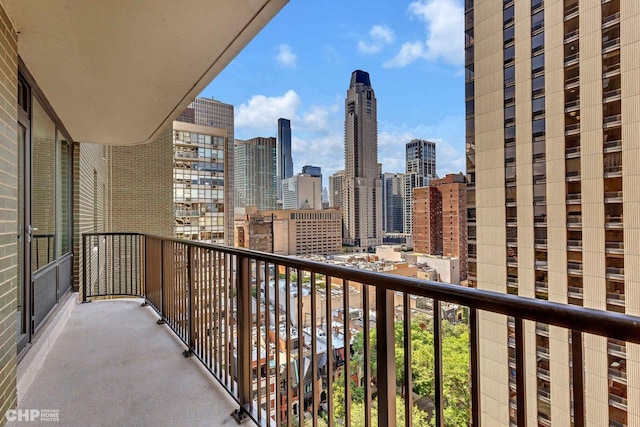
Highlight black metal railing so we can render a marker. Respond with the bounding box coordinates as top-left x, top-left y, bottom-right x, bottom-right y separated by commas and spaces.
82, 232, 640, 427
